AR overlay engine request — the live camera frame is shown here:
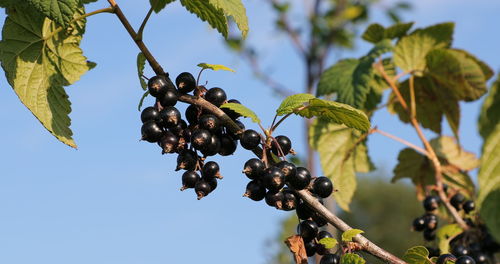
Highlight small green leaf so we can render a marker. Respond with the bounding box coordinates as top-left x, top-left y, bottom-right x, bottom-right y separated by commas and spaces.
197, 63, 235, 72
361, 23, 385, 43
341, 253, 366, 264
384, 22, 414, 39
342, 229, 364, 242
479, 75, 500, 140
318, 237, 338, 249
208, 0, 248, 38
402, 246, 432, 264
27, 0, 80, 27
220, 103, 260, 123
276, 93, 315, 116
137, 52, 147, 90
437, 224, 463, 254
149, 0, 176, 13
137, 91, 150, 111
